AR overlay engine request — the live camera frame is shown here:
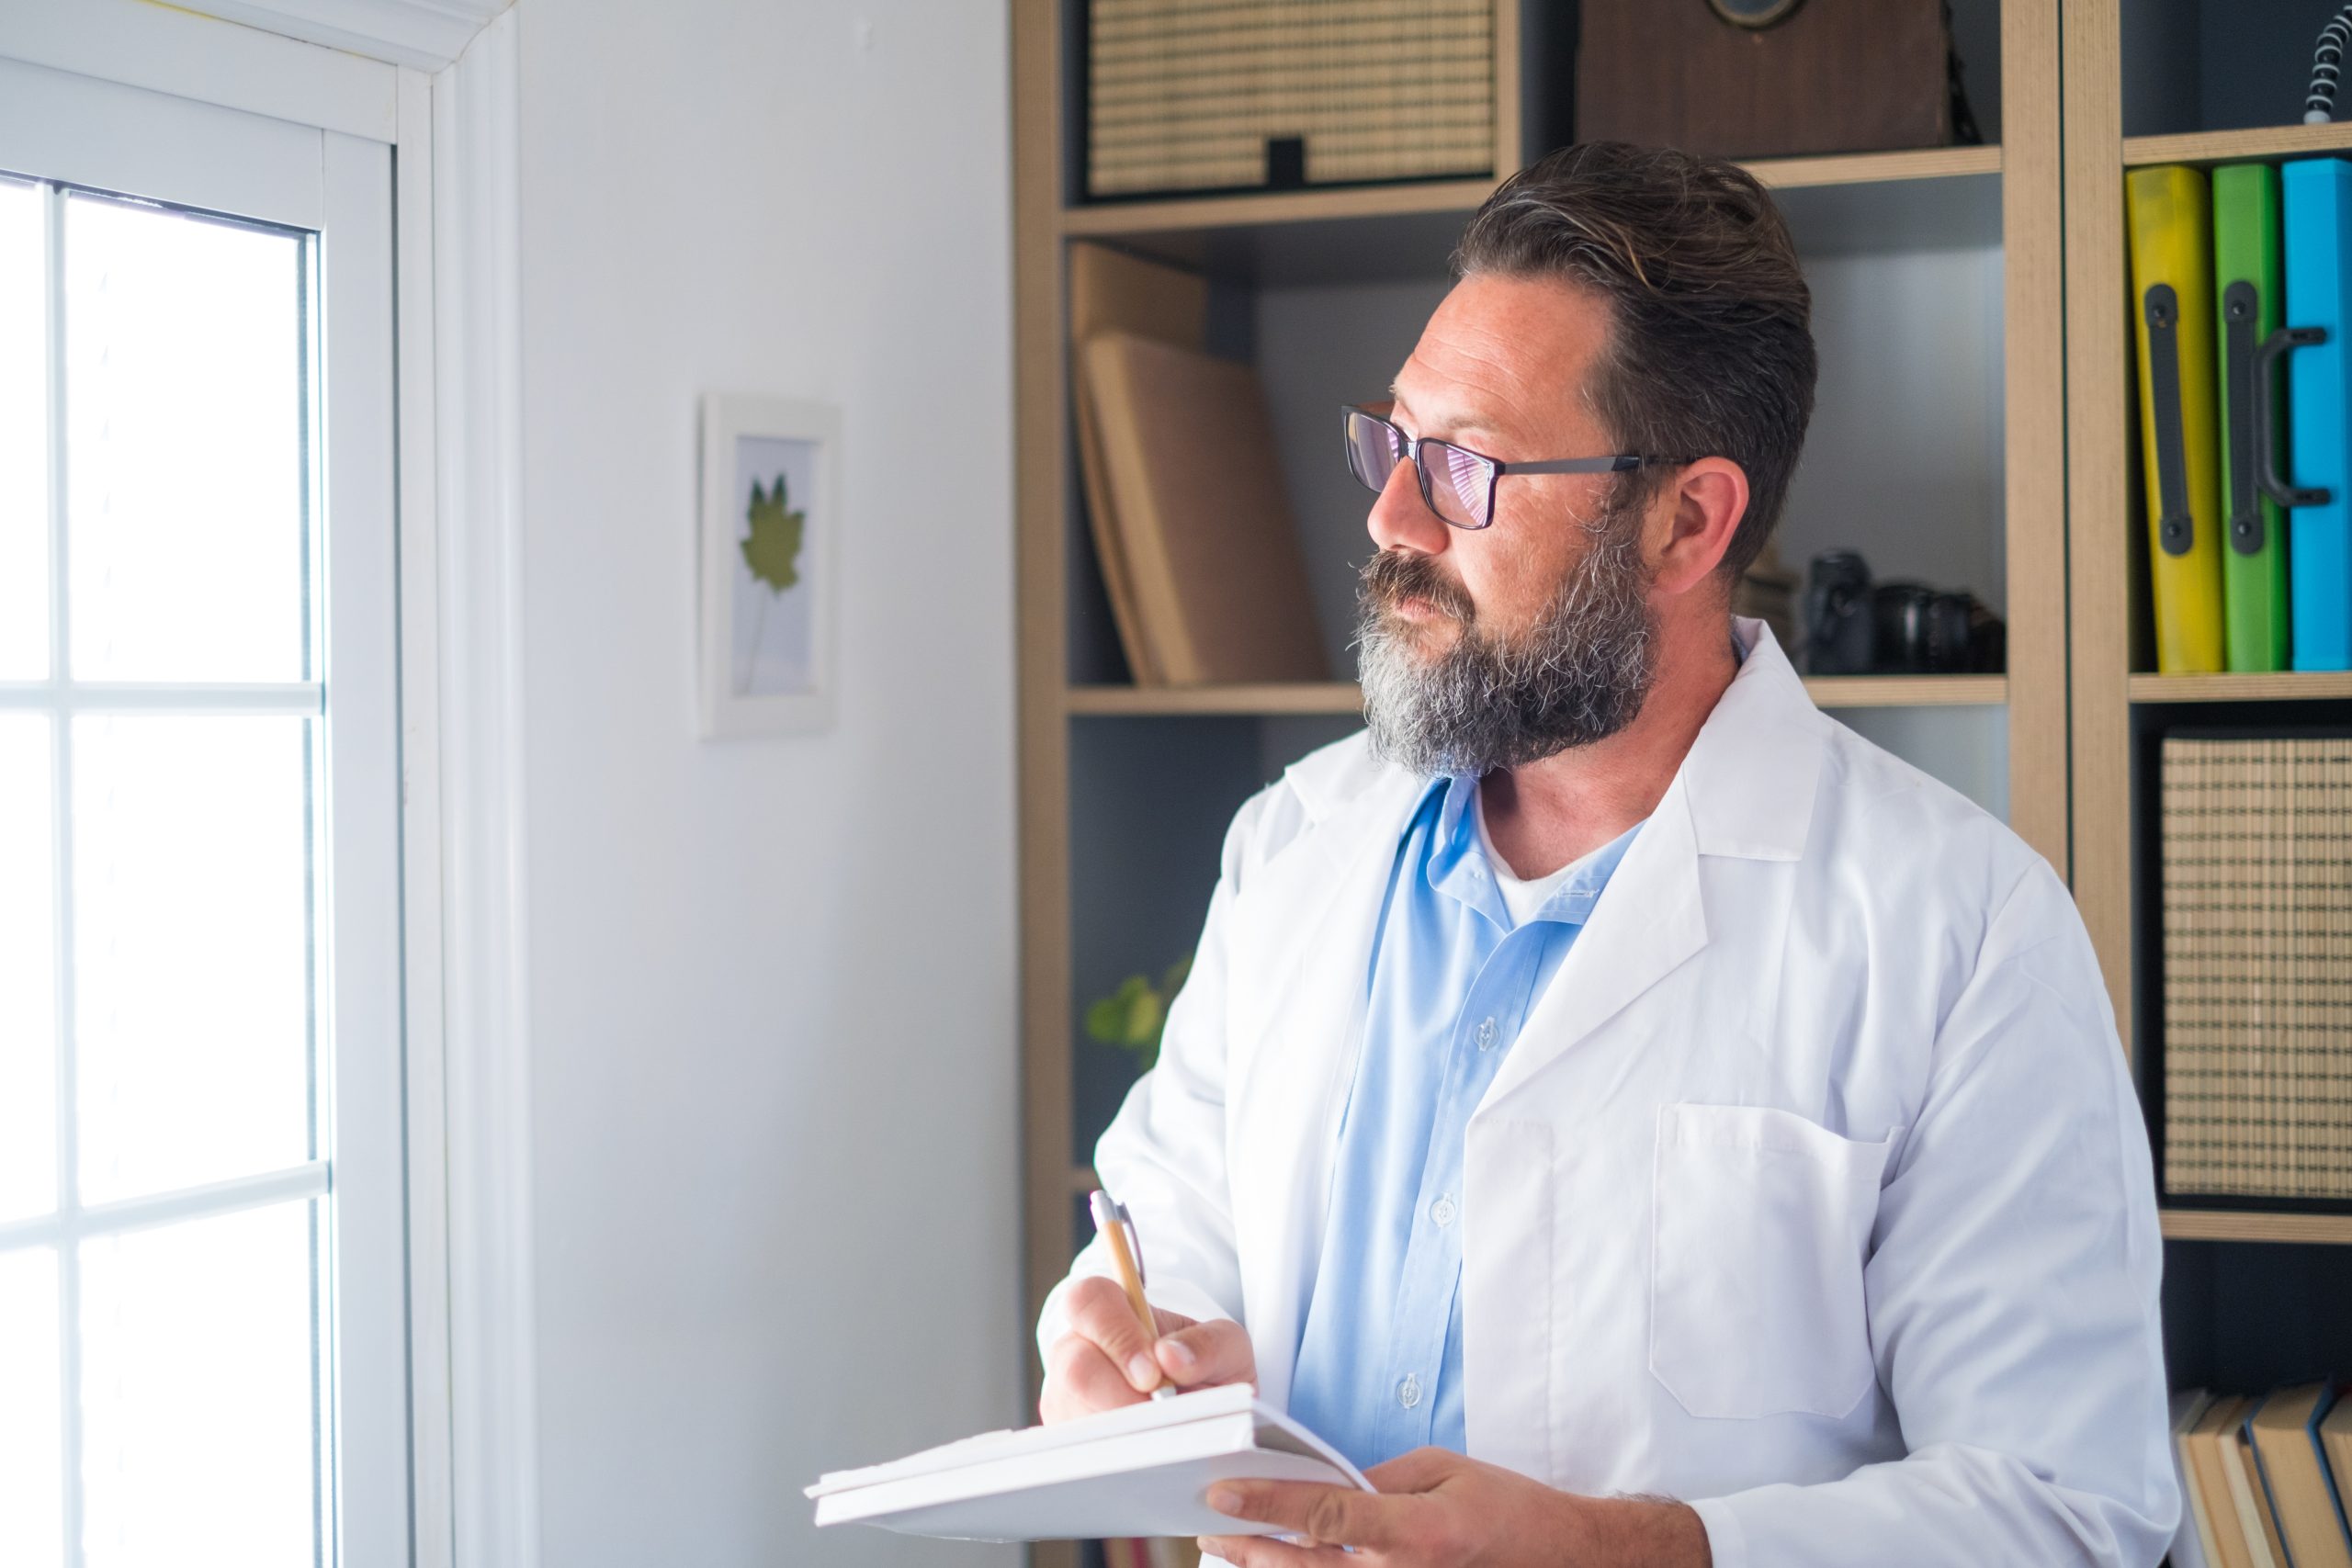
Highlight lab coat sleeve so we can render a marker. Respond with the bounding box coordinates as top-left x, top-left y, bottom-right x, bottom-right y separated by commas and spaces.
1687, 860, 2178, 1568
1035, 784, 1278, 1365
